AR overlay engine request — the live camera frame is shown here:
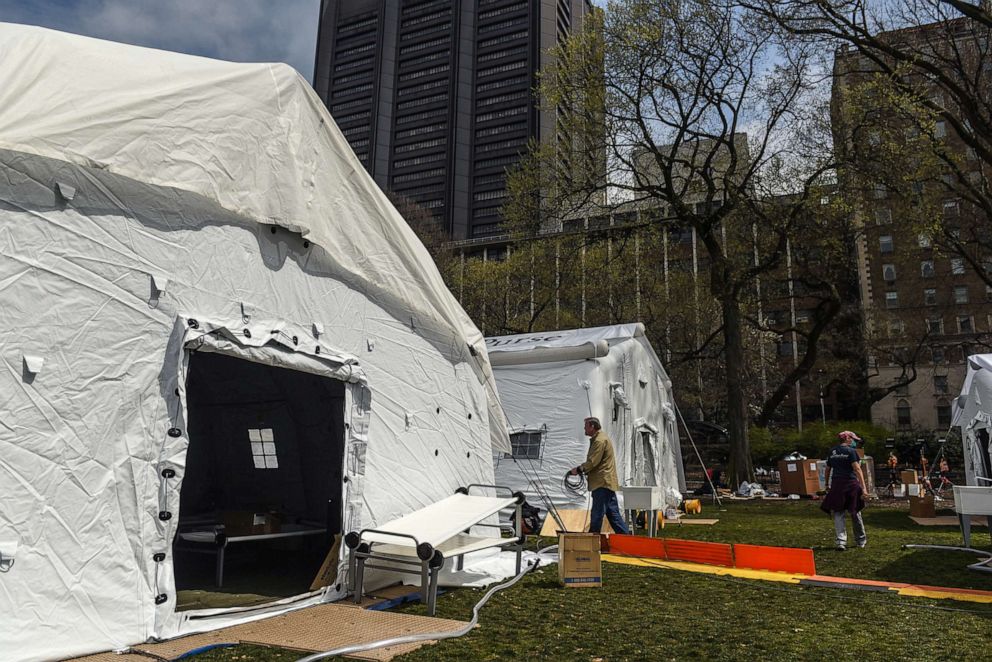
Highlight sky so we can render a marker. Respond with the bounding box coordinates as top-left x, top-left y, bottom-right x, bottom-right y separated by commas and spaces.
0, 1, 612, 84
0, 0, 322, 81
